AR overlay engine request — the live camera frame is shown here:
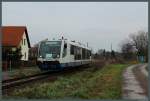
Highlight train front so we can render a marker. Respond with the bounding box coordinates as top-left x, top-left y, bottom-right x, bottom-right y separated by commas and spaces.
37, 41, 62, 71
